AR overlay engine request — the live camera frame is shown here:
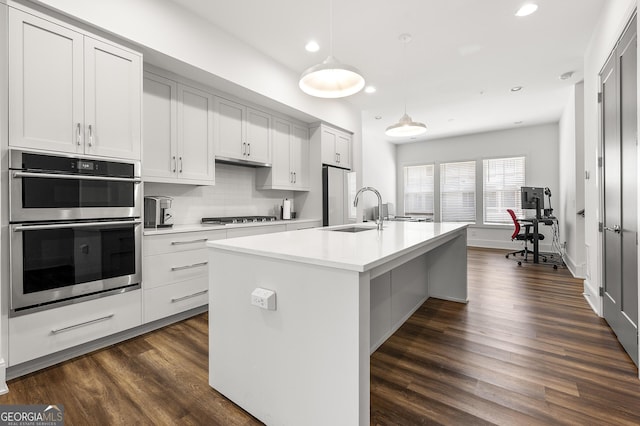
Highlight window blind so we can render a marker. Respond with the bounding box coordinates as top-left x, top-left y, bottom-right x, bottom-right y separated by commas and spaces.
440, 161, 476, 222
403, 164, 434, 215
483, 156, 526, 224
